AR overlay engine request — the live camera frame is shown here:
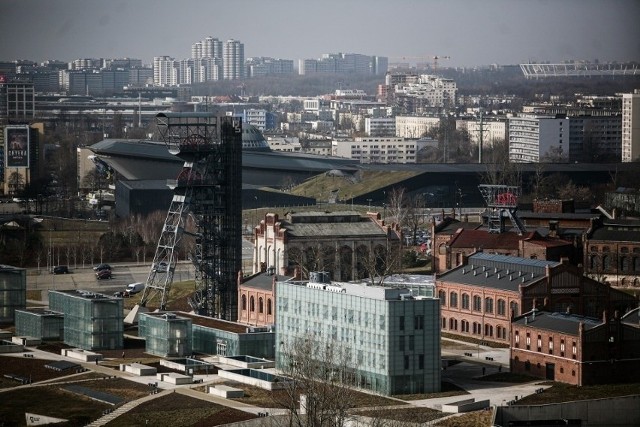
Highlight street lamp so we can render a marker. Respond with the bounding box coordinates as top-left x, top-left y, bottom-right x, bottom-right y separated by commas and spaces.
367, 198, 372, 209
